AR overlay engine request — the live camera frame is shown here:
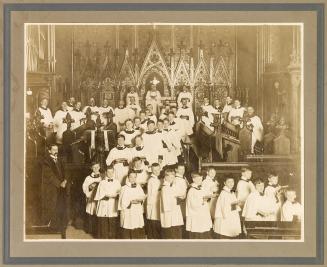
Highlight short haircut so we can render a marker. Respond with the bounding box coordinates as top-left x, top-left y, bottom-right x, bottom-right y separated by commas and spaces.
140, 110, 146, 114
175, 163, 185, 169
117, 134, 125, 140
147, 120, 155, 126
191, 171, 201, 179
133, 157, 142, 163
268, 171, 278, 178
157, 119, 164, 124
163, 118, 169, 122
125, 119, 133, 124
151, 162, 160, 168
241, 167, 252, 173
168, 111, 175, 116
164, 168, 175, 176
134, 116, 141, 121
223, 176, 234, 183
134, 134, 143, 140
253, 179, 264, 185
106, 165, 114, 170
91, 161, 100, 167
47, 143, 58, 150
128, 170, 138, 176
